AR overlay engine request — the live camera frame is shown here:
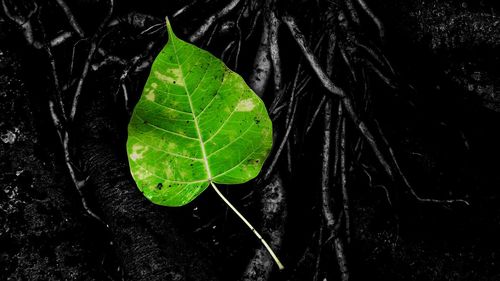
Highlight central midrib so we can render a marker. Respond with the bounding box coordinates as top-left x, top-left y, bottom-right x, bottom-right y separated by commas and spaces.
171, 40, 213, 182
